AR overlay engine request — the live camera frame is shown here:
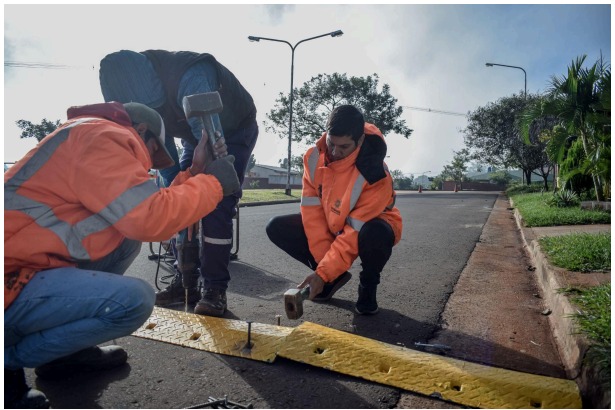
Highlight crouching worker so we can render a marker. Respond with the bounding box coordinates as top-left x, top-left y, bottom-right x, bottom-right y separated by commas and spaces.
266, 105, 402, 315
4, 101, 239, 408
